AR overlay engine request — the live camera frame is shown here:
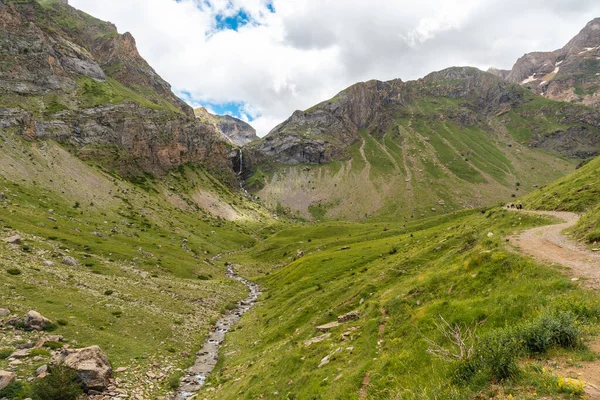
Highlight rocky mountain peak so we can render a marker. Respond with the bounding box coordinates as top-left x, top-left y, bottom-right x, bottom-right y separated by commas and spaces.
564, 17, 600, 54
194, 107, 258, 147
492, 17, 600, 109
